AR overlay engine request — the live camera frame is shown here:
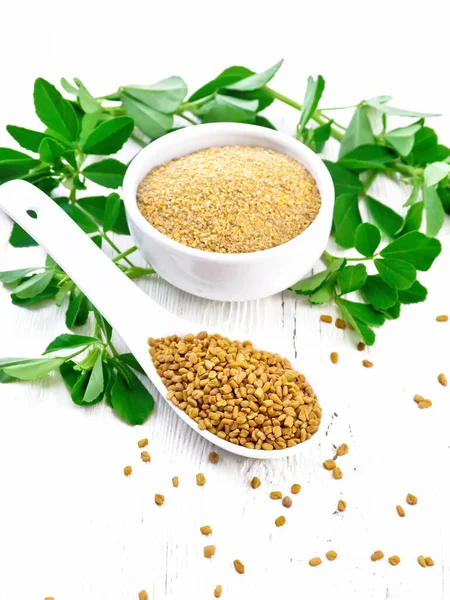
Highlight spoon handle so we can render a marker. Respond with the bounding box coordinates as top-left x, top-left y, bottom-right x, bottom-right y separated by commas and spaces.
0, 180, 173, 366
